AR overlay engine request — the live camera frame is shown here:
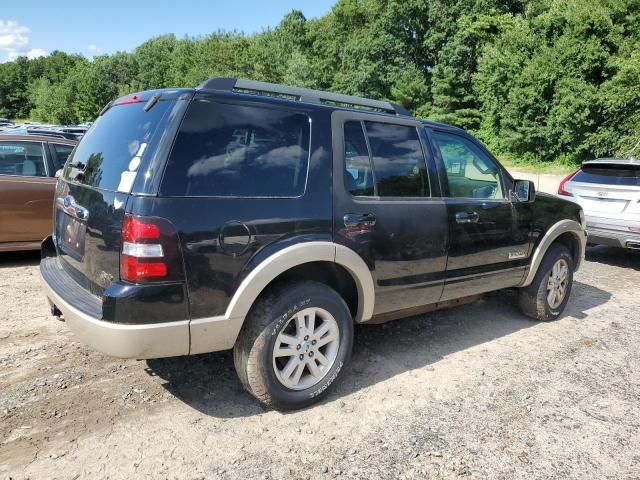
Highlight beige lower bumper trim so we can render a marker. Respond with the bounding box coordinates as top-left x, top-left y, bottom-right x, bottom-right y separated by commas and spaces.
41, 273, 189, 359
